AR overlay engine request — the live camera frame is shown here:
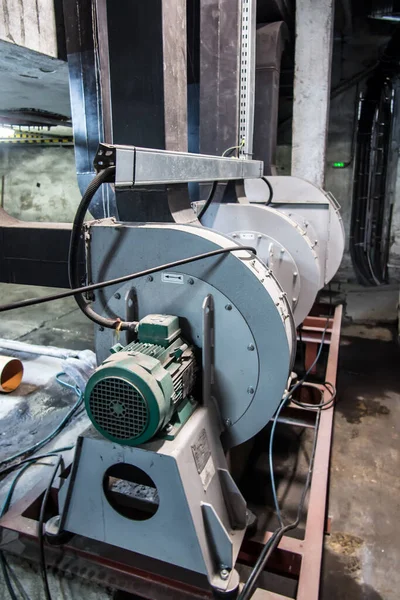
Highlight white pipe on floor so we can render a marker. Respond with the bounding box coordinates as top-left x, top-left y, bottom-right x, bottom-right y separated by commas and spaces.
0, 339, 82, 360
